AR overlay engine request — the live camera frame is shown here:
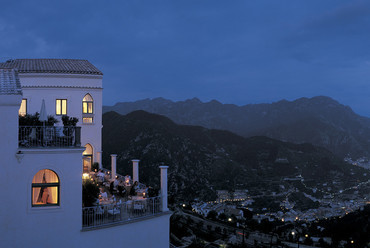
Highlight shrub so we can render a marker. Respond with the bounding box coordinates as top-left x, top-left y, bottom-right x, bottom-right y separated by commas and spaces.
62, 115, 79, 126
19, 112, 58, 126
